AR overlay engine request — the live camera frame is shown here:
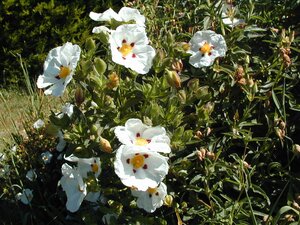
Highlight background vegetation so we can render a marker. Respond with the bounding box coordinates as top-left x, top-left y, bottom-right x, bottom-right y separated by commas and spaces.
1, 0, 300, 224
